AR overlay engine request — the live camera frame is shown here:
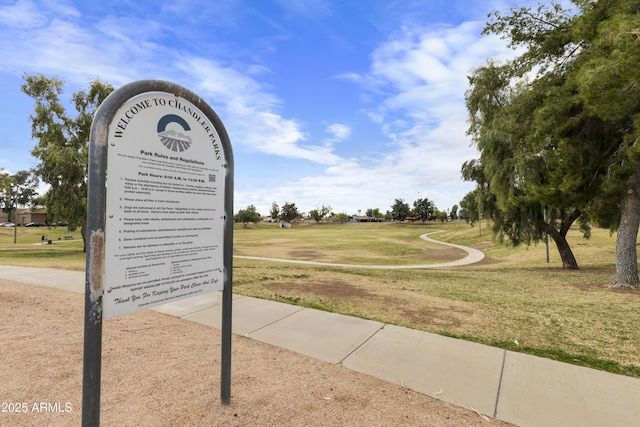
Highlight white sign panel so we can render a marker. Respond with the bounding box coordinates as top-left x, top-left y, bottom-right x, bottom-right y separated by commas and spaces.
103, 93, 225, 318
